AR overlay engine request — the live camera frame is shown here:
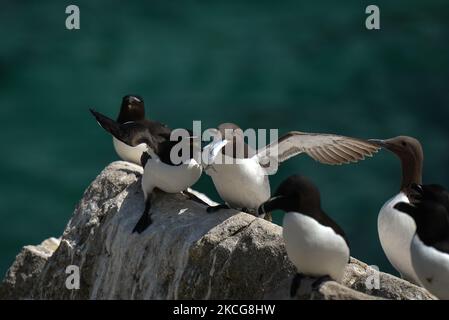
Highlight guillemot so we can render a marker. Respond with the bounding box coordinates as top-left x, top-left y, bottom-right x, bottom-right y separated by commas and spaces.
113, 95, 148, 165
203, 123, 380, 213
90, 110, 203, 233
395, 184, 449, 299
258, 175, 350, 297
369, 136, 423, 284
